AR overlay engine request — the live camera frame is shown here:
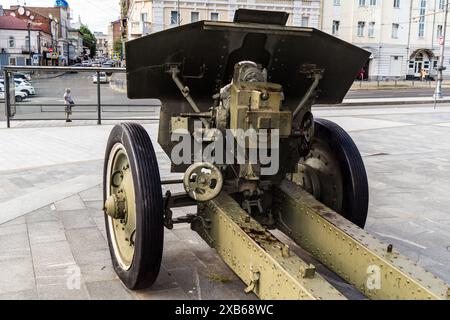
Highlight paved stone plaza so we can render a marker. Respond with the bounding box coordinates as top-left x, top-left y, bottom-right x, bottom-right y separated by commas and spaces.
0, 104, 449, 299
